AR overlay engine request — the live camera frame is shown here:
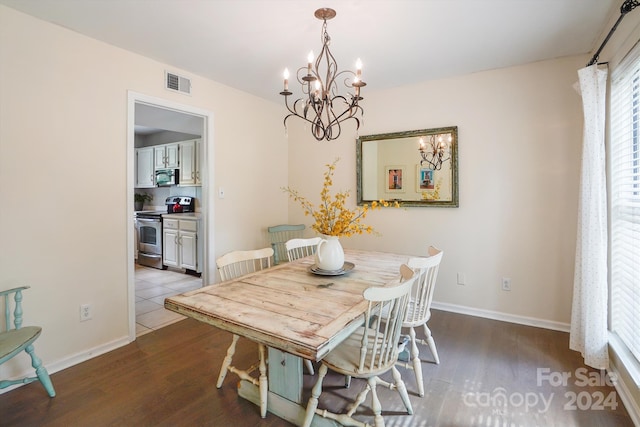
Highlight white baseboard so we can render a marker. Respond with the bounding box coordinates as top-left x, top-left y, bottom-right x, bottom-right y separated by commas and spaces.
0, 335, 131, 395
431, 301, 571, 332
